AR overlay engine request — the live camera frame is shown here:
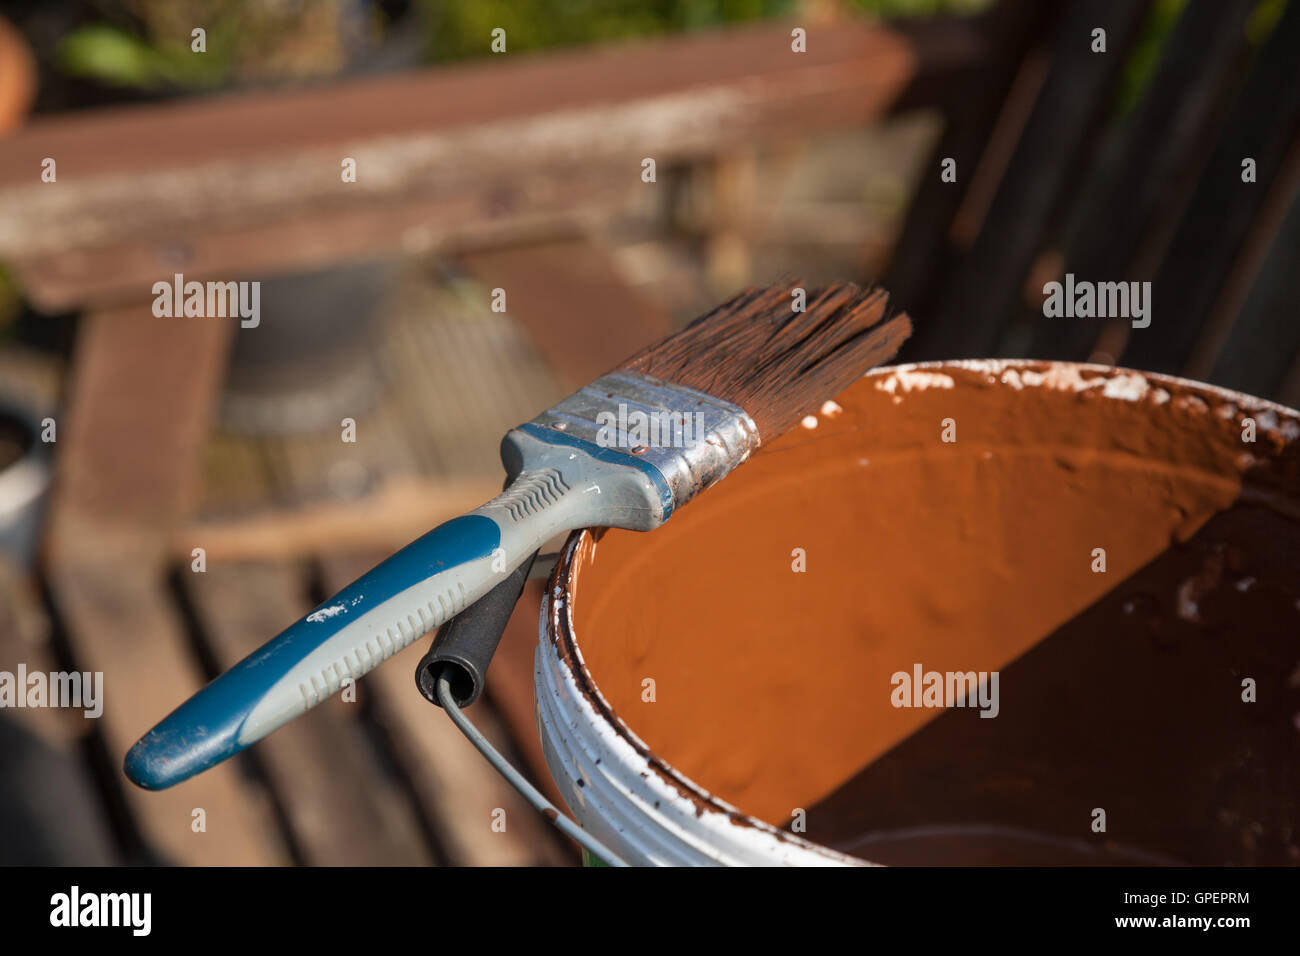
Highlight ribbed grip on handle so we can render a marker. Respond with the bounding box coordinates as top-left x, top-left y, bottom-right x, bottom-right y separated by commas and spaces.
125, 424, 674, 791
125, 513, 514, 790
